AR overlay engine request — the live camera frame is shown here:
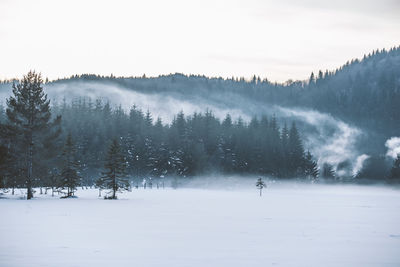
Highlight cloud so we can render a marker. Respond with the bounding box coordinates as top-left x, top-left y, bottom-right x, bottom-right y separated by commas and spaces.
352, 154, 370, 176
44, 81, 249, 124
385, 137, 400, 159
276, 106, 365, 176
